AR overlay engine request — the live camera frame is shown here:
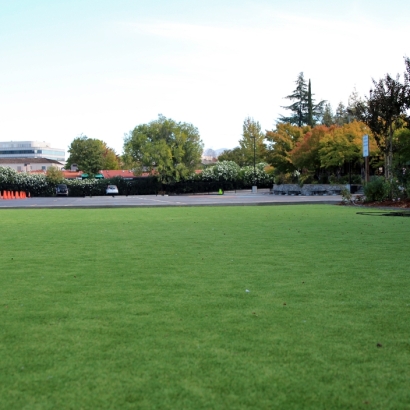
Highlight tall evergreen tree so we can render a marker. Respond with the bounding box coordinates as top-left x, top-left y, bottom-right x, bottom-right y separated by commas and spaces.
307, 80, 313, 126
280, 72, 308, 127
334, 102, 349, 126
346, 88, 363, 122
321, 103, 334, 126
280, 73, 326, 127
